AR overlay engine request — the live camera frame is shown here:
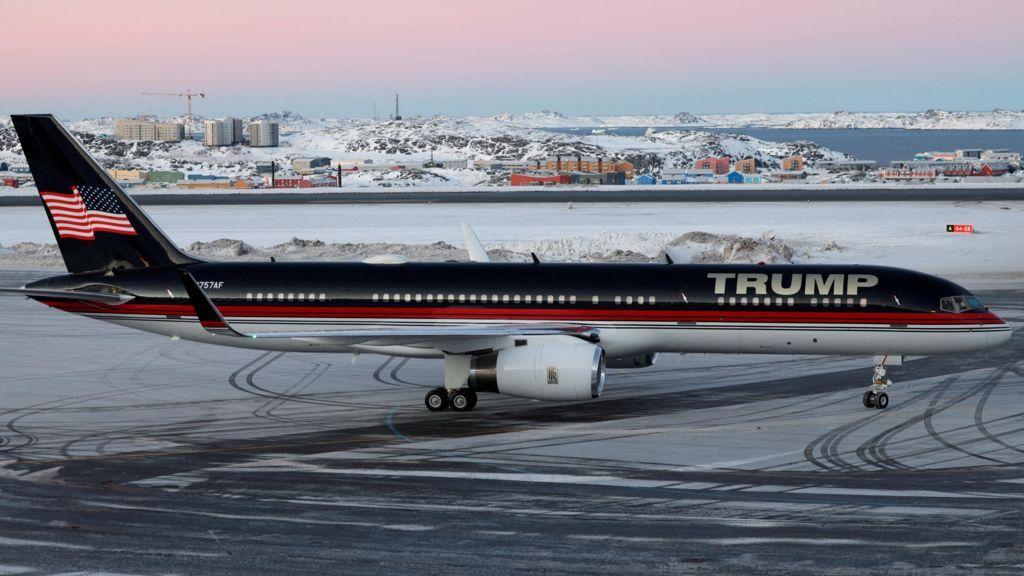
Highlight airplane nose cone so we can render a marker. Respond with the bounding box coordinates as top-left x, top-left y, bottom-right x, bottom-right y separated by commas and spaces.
987, 313, 1013, 348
